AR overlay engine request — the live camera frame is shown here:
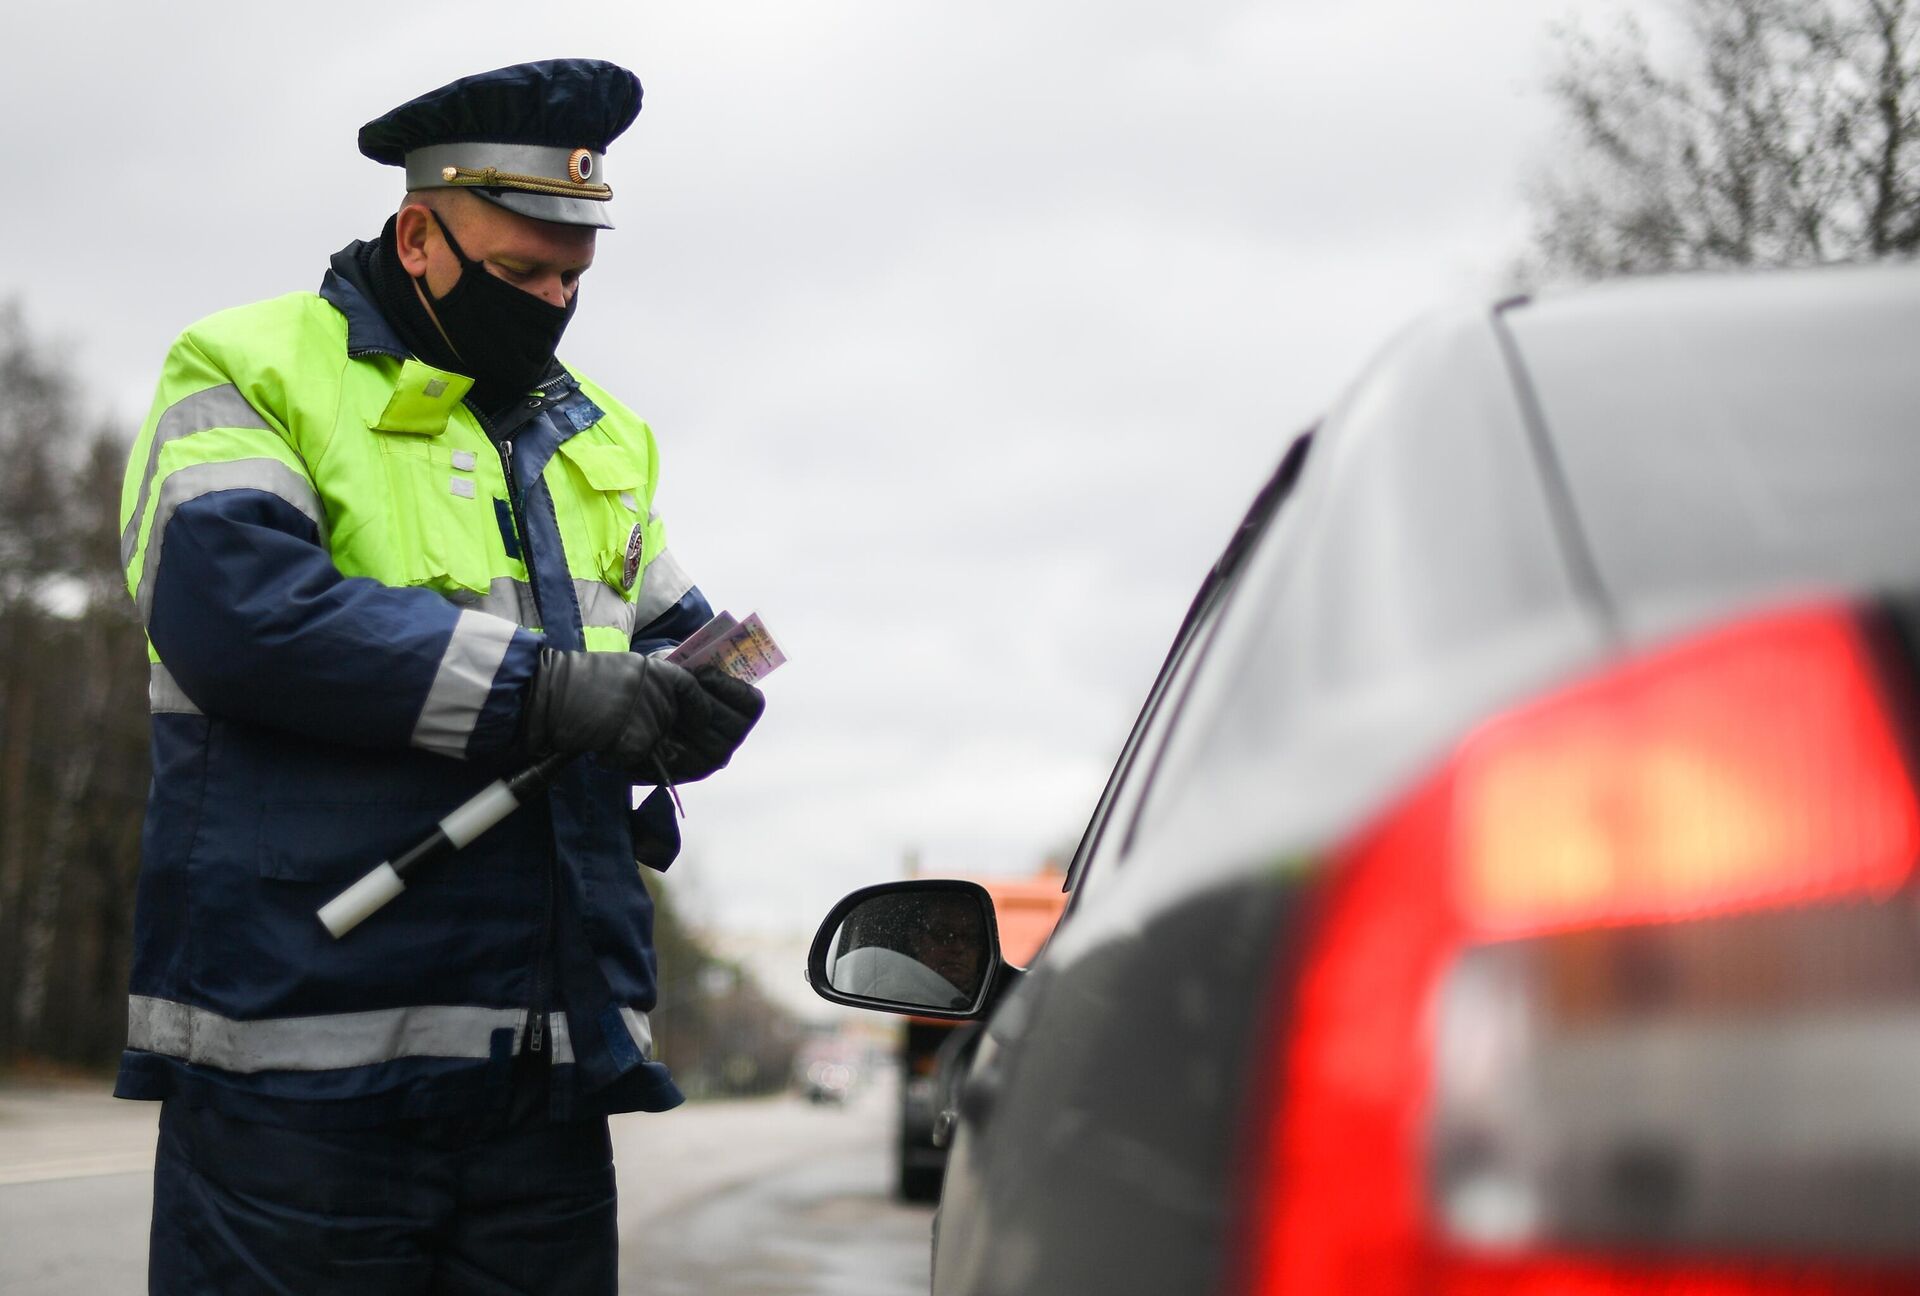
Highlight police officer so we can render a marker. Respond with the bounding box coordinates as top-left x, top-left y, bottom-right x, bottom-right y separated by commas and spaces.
116, 60, 761, 1293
